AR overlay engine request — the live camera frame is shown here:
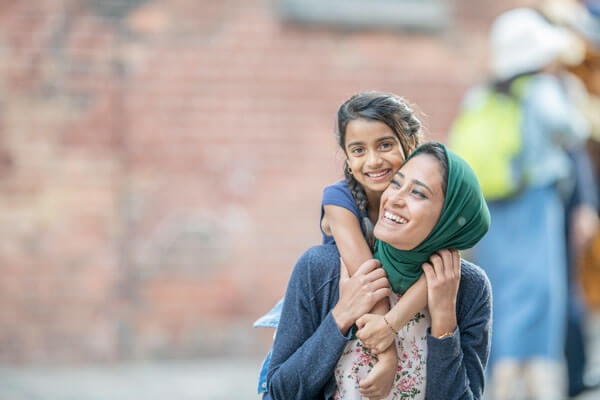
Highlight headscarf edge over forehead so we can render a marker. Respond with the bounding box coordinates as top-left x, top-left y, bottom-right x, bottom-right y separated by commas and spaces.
374, 142, 491, 294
